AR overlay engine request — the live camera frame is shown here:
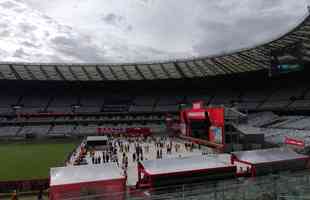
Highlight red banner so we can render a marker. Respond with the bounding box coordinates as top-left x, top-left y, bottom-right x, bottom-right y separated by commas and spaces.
208, 107, 225, 126
285, 137, 305, 147
97, 127, 152, 137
